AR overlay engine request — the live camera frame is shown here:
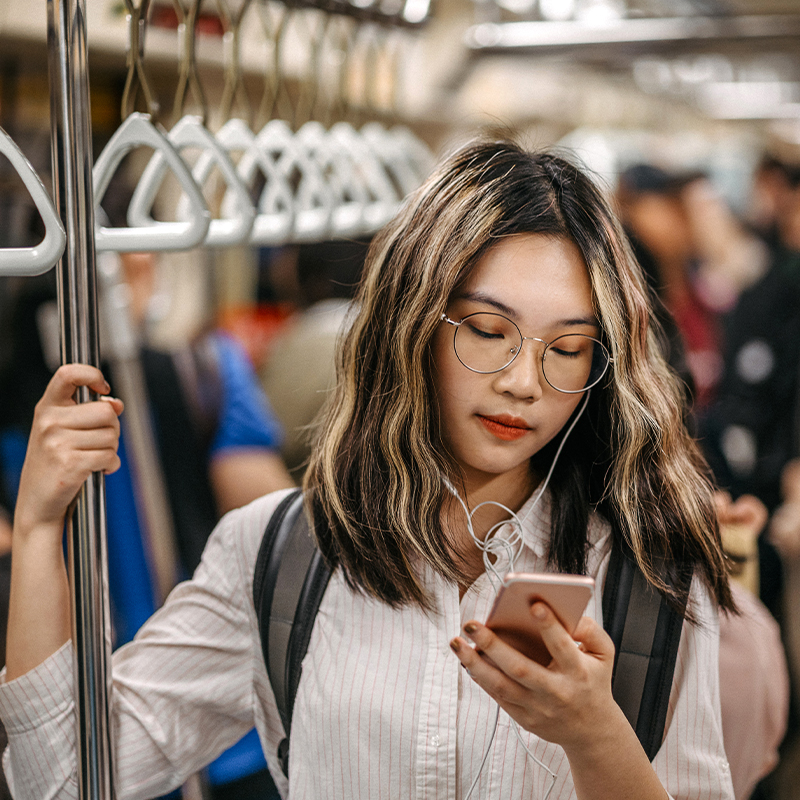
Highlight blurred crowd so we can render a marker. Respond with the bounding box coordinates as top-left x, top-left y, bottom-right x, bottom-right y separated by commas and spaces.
616, 150, 800, 800
1, 147, 800, 800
